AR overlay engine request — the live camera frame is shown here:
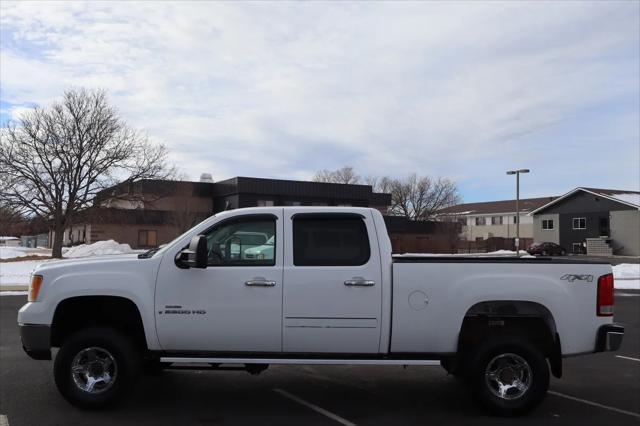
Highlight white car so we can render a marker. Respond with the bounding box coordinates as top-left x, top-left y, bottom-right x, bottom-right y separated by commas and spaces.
18, 207, 623, 416
243, 235, 275, 260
